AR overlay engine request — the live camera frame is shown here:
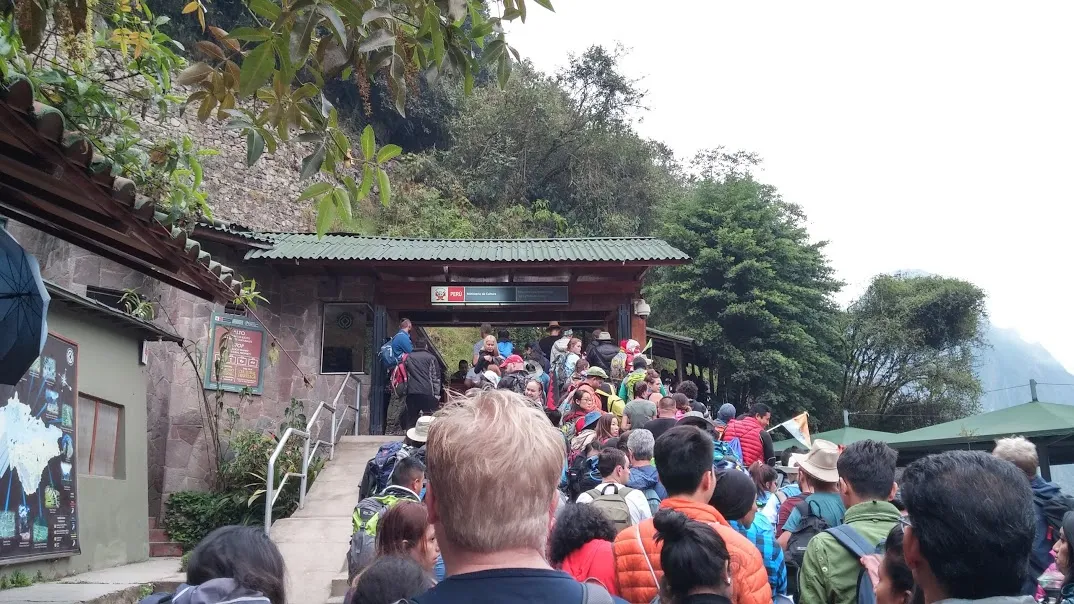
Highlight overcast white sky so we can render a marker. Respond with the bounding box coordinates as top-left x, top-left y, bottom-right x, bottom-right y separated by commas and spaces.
507, 1, 1074, 371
